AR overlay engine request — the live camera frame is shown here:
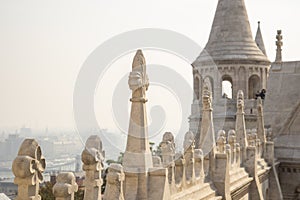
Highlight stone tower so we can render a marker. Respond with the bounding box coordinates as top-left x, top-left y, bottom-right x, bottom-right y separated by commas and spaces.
190, 0, 271, 137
